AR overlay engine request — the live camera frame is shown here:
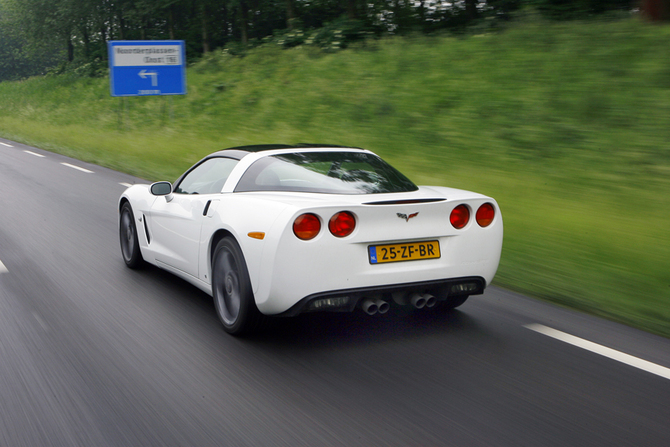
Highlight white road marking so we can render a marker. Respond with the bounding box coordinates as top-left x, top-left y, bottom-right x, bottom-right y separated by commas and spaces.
24, 150, 45, 158
525, 324, 670, 381
120, 182, 132, 188
61, 162, 93, 173
0, 260, 7, 274
0, 142, 13, 147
